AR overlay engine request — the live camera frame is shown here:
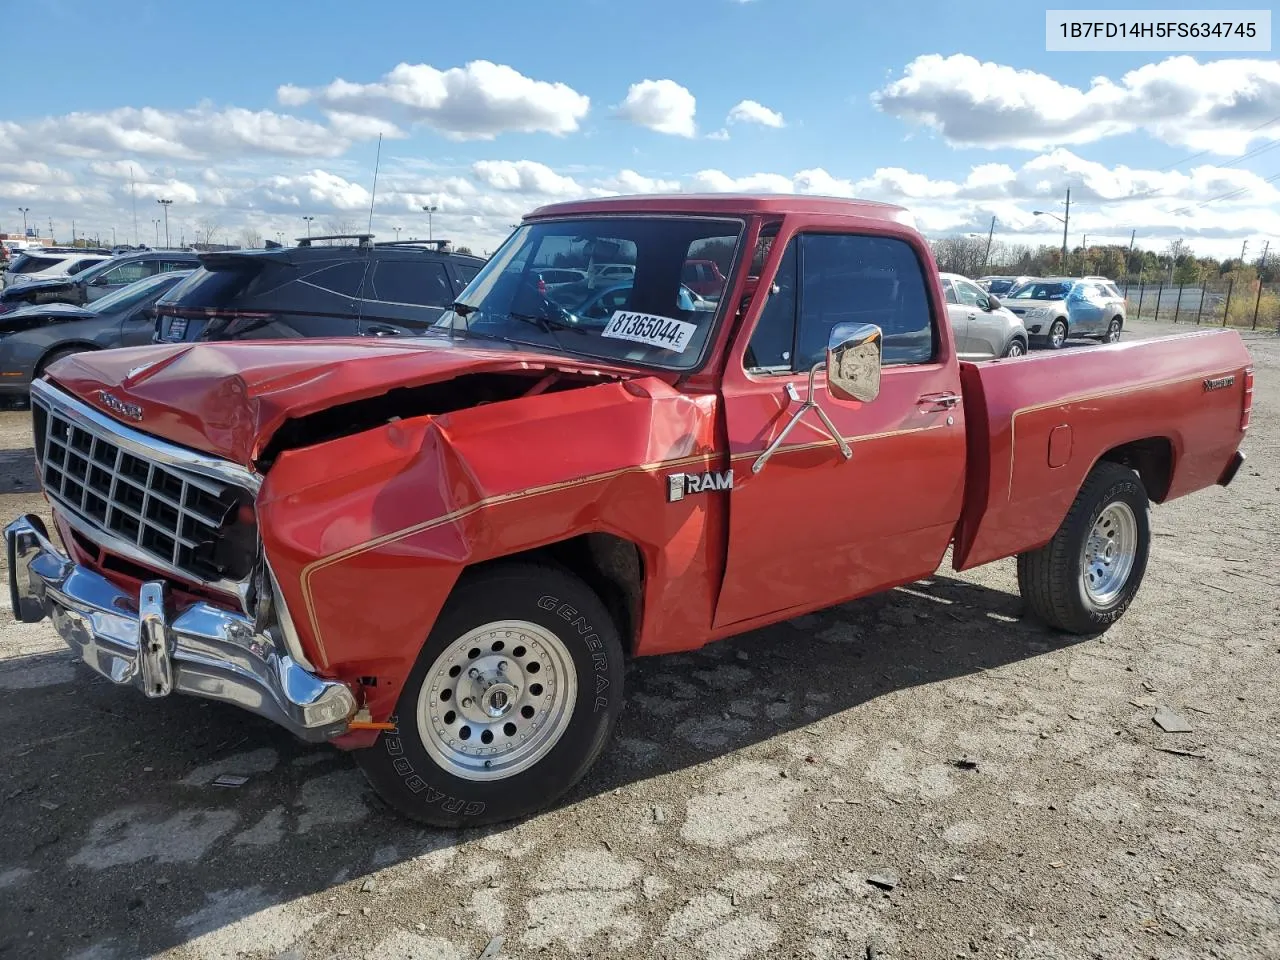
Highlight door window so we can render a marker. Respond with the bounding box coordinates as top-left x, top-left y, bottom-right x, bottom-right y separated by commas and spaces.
102, 261, 157, 284
942, 279, 958, 305
745, 233, 936, 371
953, 279, 982, 306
